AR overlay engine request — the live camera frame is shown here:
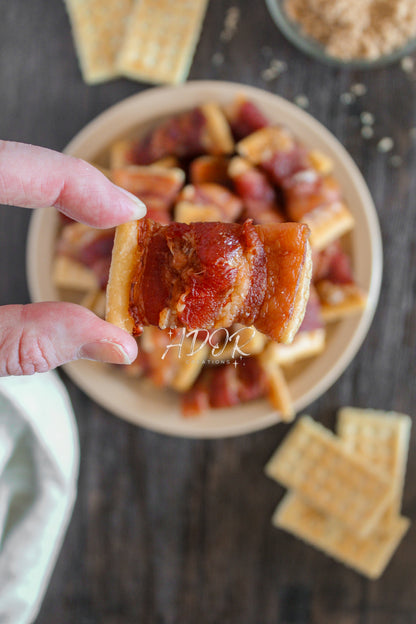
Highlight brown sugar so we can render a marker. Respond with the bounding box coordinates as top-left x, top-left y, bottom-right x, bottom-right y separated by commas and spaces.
284, 0, 416, 60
